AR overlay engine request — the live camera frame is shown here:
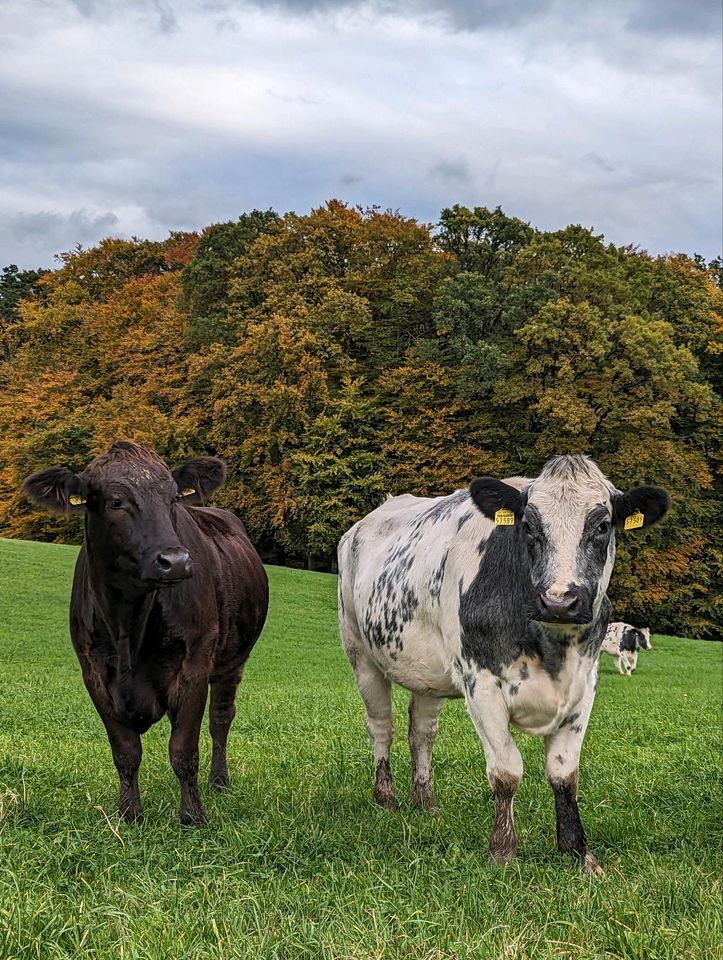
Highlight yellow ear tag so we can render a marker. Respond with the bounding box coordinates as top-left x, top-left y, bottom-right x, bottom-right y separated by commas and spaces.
495, 508, 515, 526
179, 488, 196, 498
68, 494, 86, 506
624, 511, 644, 531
